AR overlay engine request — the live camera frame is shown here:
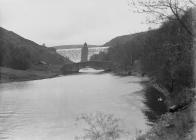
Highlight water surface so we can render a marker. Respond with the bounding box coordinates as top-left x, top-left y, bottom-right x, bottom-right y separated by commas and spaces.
0, 69, 148, 140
